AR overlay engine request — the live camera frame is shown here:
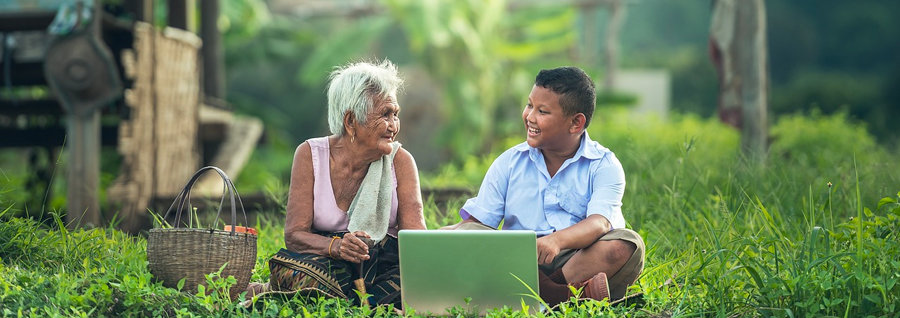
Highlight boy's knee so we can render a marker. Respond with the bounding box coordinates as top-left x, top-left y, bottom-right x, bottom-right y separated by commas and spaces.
592, 239, 635, 267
